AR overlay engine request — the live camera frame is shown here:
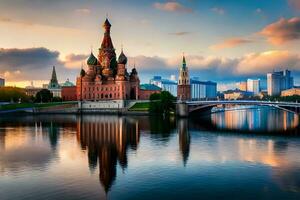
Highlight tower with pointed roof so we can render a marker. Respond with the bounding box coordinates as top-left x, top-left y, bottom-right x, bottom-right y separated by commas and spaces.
177, 54, 191, 101
48, 66, 61, 97
75, 18, 141, 101
99, 18, 117, 78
